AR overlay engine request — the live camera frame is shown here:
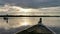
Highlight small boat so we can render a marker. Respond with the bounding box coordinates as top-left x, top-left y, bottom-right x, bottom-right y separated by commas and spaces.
16, 18, 55, 34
